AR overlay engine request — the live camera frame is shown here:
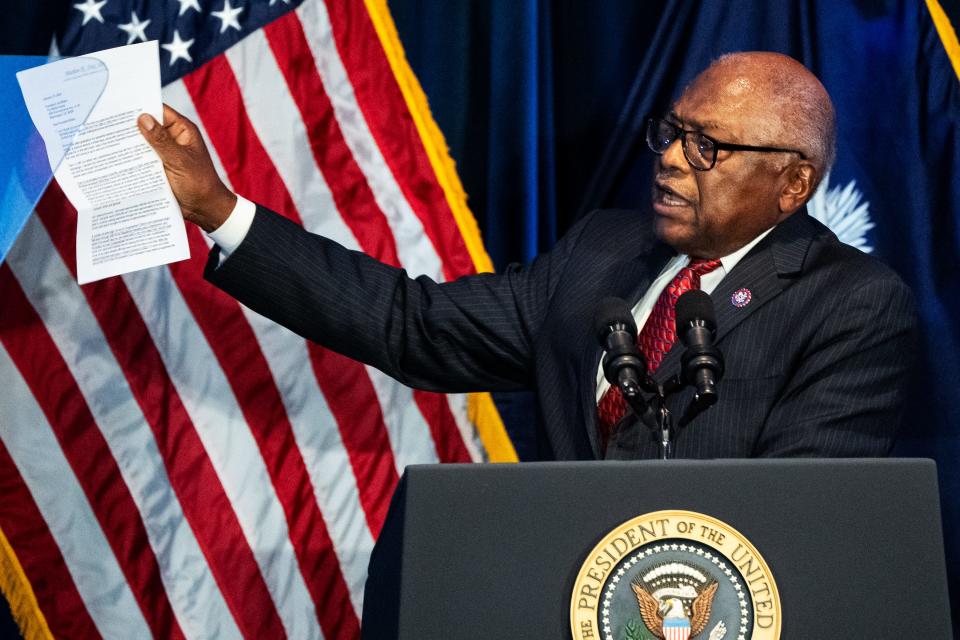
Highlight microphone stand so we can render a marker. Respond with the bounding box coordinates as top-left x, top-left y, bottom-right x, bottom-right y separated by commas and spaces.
620, 381, 673, 460
648, 378, 716, 460
656, 393, 673, 461
648, 383, 673, 460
